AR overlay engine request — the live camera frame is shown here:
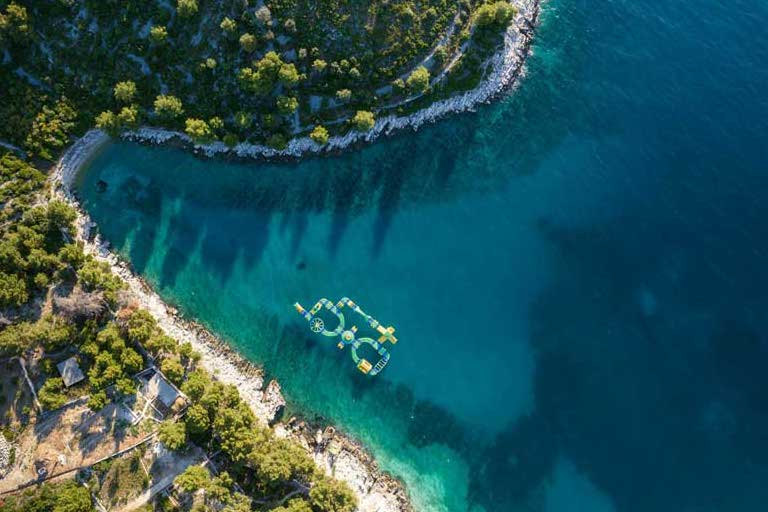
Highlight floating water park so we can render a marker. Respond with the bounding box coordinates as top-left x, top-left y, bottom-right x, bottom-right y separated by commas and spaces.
294, 298, 398, 376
